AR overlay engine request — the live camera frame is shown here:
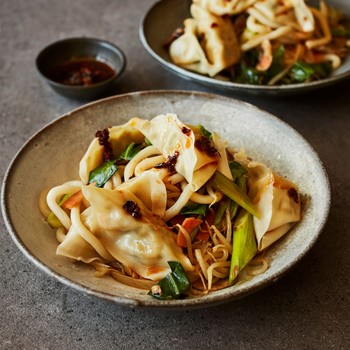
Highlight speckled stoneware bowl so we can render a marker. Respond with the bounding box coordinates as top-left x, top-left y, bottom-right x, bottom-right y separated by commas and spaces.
1, 91, 330, 308
140, 0, 350, 96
